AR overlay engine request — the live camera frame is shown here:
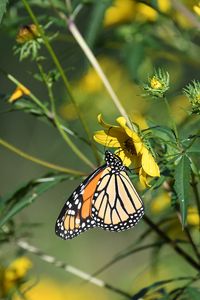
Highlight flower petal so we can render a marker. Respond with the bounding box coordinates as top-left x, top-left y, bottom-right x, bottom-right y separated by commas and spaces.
116, 116, 143, 154
115, 149, 132, 166
141, 147, 160, 177
97, 114, 118, 129
94, 130, 121, 147
139, 168, 151, 187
